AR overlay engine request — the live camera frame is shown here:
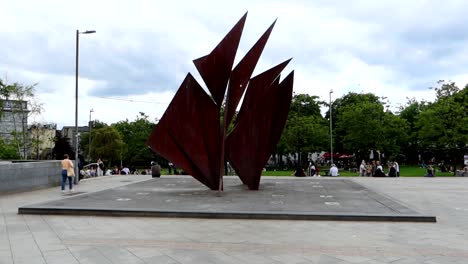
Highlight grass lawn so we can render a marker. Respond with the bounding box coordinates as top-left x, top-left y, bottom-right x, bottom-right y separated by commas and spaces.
261, 165, 456, 177
154, 166, 457, 177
